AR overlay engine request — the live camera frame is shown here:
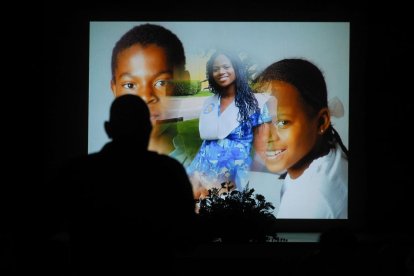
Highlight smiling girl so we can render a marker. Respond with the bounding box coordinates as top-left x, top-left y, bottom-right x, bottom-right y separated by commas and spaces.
253, 59, 348, 219
187, 50, 273, 199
